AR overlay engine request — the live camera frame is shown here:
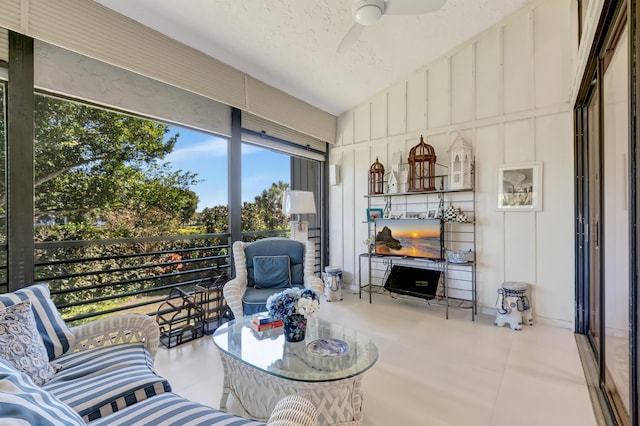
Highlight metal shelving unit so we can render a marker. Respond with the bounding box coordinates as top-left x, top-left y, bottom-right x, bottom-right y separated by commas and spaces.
361, 174, 477, 320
